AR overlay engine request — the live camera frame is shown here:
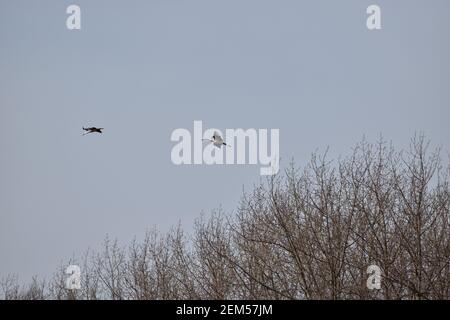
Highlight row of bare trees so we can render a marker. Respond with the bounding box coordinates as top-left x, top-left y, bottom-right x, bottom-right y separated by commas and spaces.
1, 136, 449, 299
